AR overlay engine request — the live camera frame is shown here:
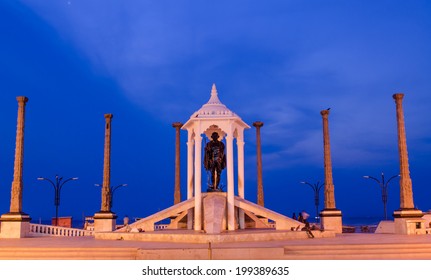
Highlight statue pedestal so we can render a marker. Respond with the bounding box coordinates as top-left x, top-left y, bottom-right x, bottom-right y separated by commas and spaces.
0, 213, 31, 238
320, 209, 342, 233
94, 212, 117, 232
203, 193, 226, 234
393, 209, 425, 235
